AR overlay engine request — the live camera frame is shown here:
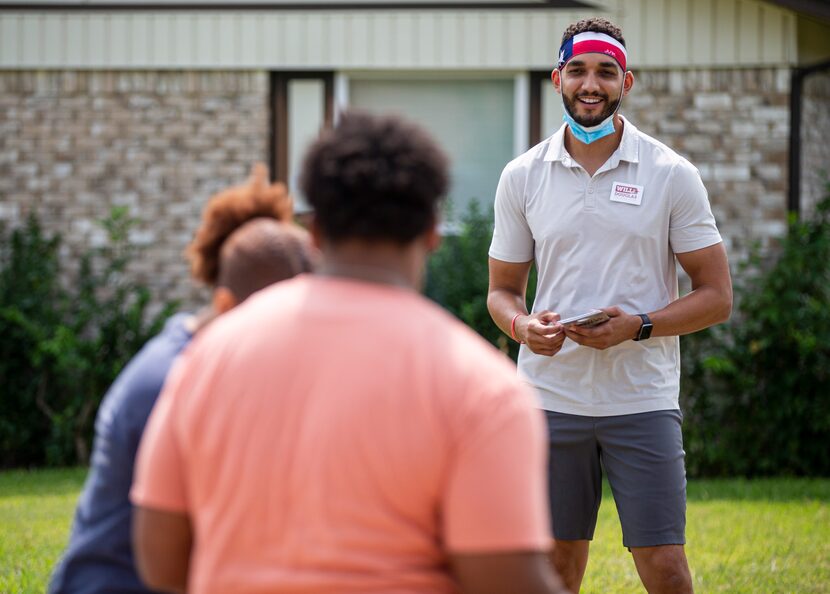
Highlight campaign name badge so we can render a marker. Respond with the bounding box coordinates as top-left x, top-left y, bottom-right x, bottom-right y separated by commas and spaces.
610, 182, 644, 206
